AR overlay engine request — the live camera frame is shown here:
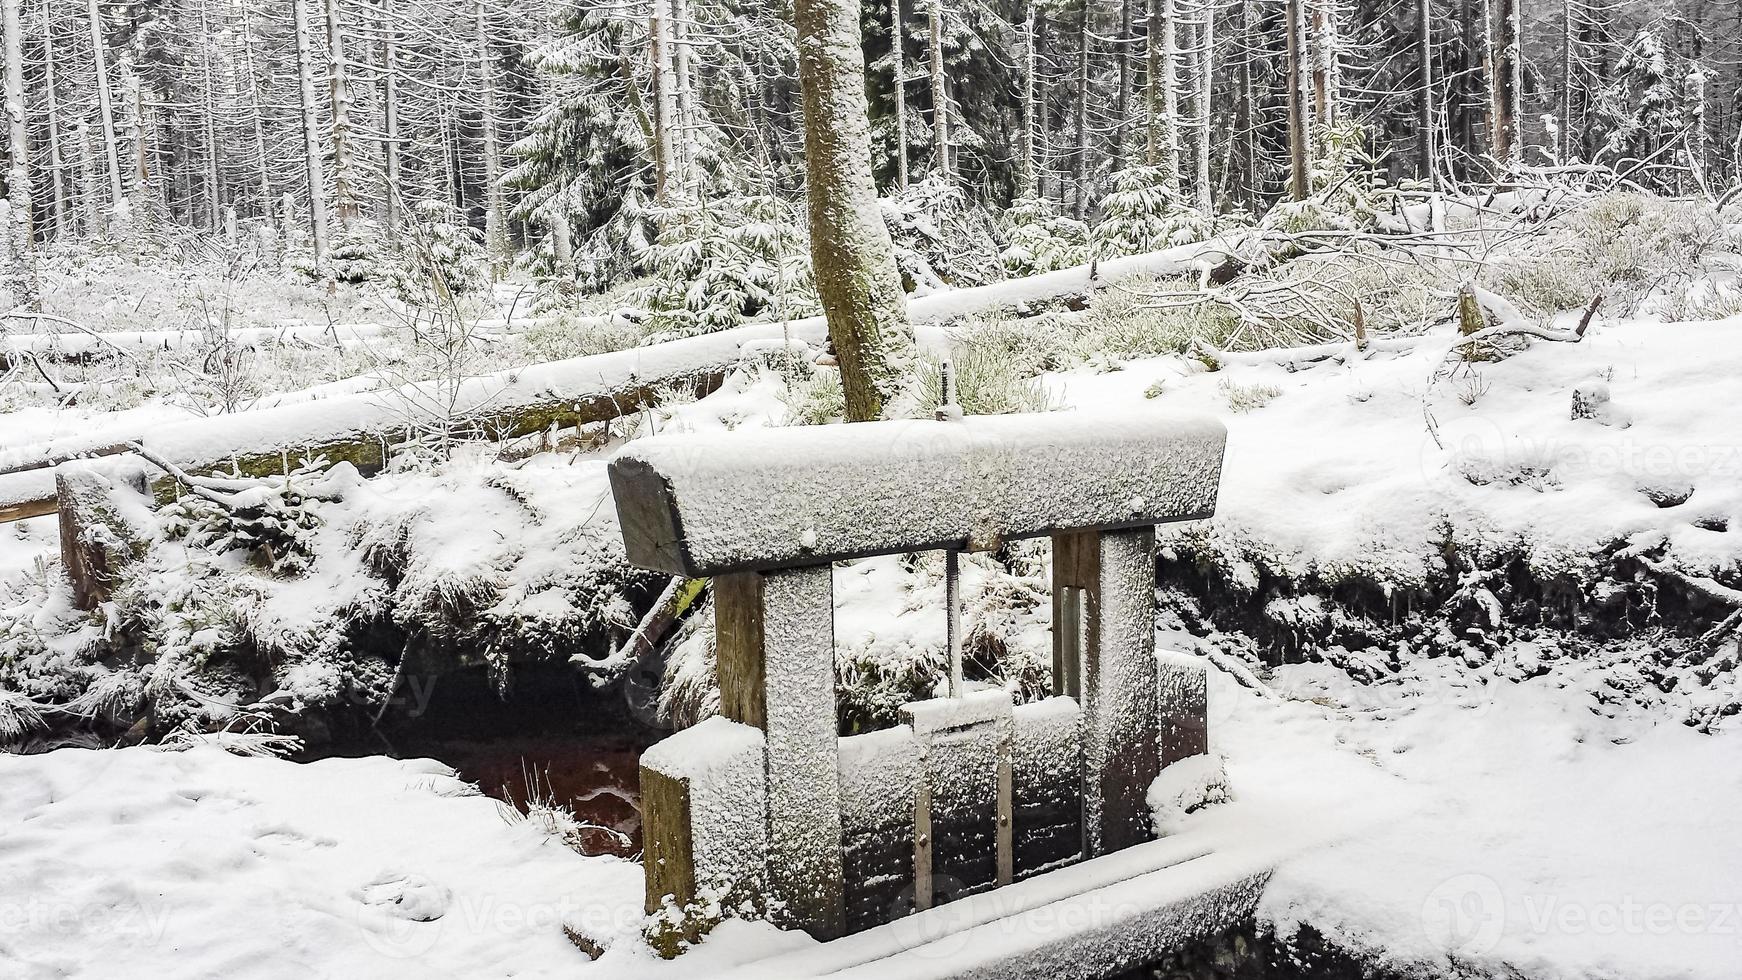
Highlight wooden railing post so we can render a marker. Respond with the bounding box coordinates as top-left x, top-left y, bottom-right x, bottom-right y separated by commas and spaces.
1052, 527, 1160, 857
715, 565, 846, 940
